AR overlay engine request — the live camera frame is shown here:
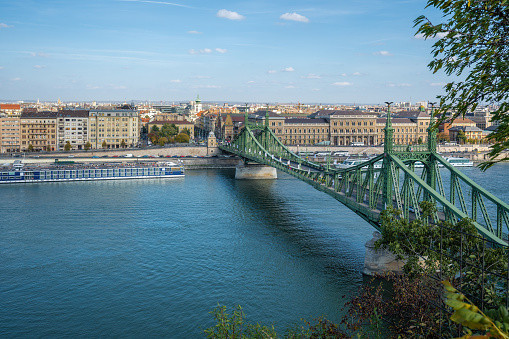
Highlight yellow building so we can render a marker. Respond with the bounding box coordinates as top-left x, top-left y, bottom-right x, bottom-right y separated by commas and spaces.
89, 108, 140, 149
